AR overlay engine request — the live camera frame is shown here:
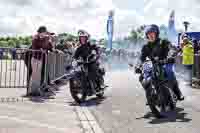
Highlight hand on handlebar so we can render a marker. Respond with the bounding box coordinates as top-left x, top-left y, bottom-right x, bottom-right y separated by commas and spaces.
135, 67, 142, 74
129, 63, 133, 67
